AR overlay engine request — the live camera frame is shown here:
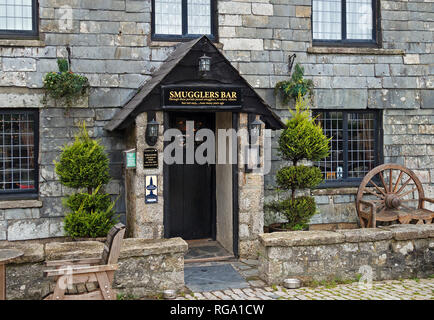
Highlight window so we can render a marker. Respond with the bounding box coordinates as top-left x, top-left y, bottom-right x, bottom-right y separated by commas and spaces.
0, 110, 38, 197
312, 0, 379, 46
152, 0, 216, 40
314, 110, 382, 187
0, 0, 38, 38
